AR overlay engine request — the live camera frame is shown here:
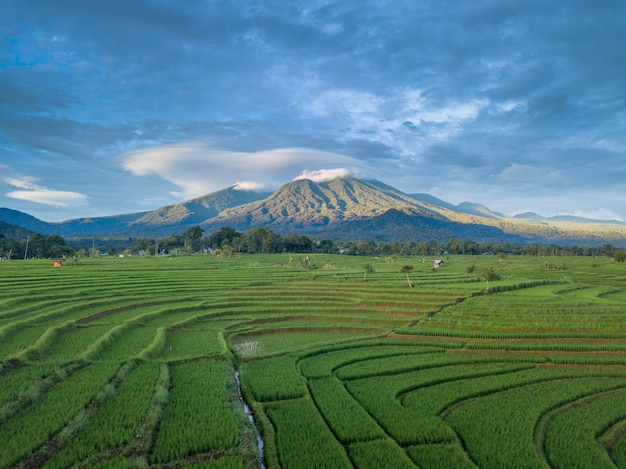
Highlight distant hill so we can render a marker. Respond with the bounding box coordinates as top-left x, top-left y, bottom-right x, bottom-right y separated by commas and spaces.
409, 193, 458, 211
455, 202, 505, 220
0, 208, 54, 234
514, 212, 625, 226
1, 177, 625, 246
130, 185, 270, 228
409, 194, 505, 220
0, 218, 31, 240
